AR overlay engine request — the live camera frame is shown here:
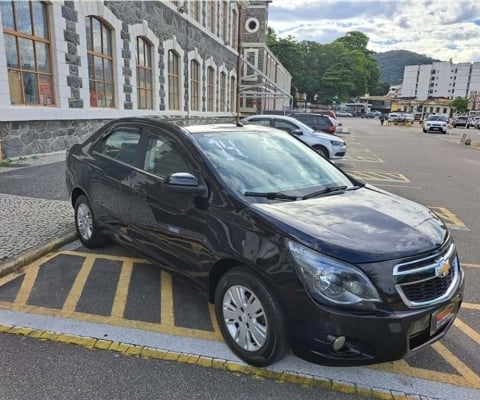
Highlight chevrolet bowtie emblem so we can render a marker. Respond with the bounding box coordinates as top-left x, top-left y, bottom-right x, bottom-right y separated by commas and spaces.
436, 260, 451, 278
